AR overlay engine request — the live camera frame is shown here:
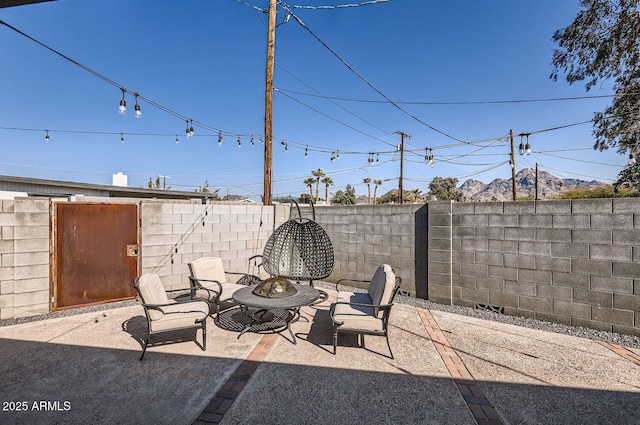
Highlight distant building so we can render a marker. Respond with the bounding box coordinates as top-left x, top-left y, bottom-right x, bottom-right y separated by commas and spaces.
0, 174, 217, 201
